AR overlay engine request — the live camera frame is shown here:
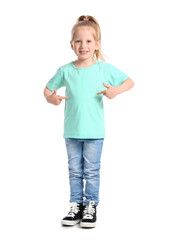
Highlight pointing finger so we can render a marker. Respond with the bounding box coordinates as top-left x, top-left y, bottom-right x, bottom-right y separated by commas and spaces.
97, 90, 106, 95
57, 95, 69, 99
